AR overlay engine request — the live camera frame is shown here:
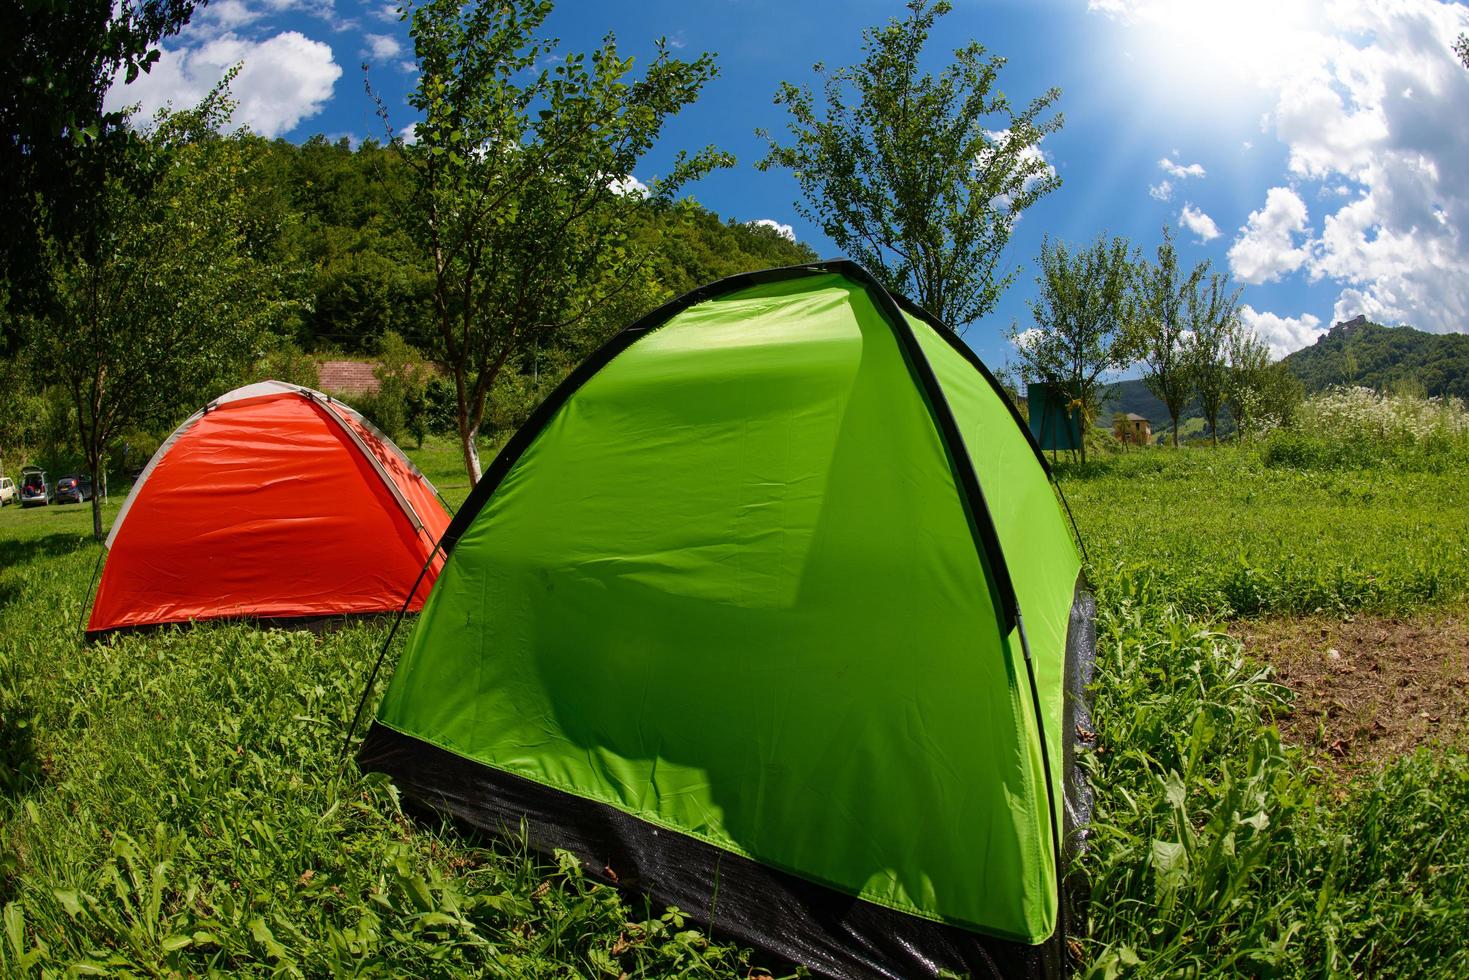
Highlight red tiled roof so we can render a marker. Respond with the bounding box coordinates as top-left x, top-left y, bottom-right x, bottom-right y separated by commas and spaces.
317, 360, 380, 396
